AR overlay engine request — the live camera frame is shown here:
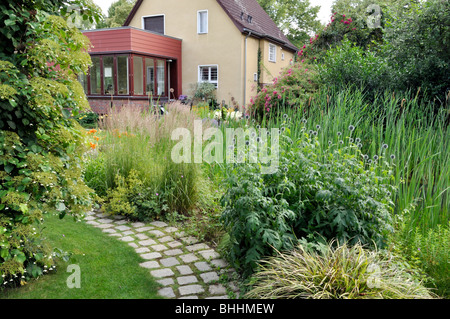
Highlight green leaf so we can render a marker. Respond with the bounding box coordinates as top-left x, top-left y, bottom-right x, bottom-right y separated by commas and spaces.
14, 252, 26, 263
34, 253, 43, 261
4, 19, 15, 26
4, 164, 14, 174
6, 120, 16, 130
0, 249, 10, 259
